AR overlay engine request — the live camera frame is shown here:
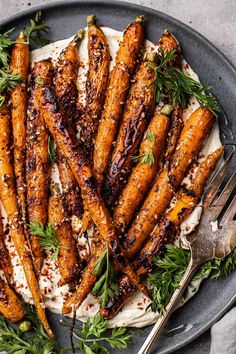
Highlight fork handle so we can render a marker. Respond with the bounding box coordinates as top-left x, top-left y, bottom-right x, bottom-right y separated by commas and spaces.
138, 258, 200, 354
